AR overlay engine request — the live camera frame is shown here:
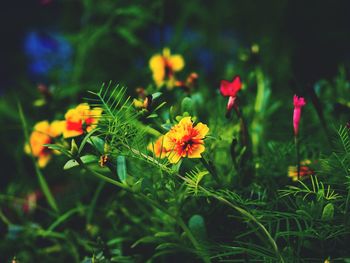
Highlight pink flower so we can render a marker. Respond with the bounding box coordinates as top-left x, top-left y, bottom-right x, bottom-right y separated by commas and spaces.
293, 95, 306, 136
220, 76, 242, 113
